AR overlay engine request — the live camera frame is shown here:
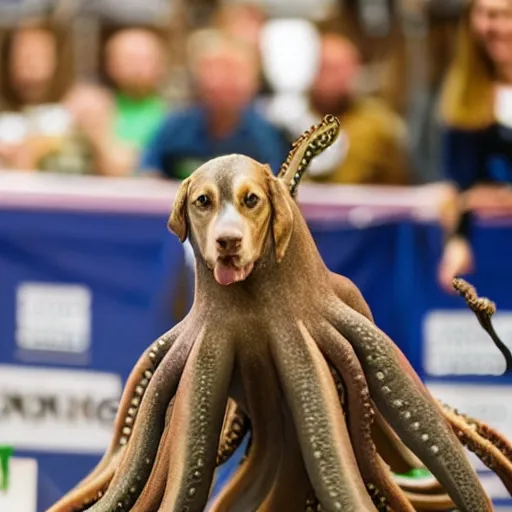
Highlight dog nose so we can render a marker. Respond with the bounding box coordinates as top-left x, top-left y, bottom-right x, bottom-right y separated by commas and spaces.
216, 235, 242, 253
